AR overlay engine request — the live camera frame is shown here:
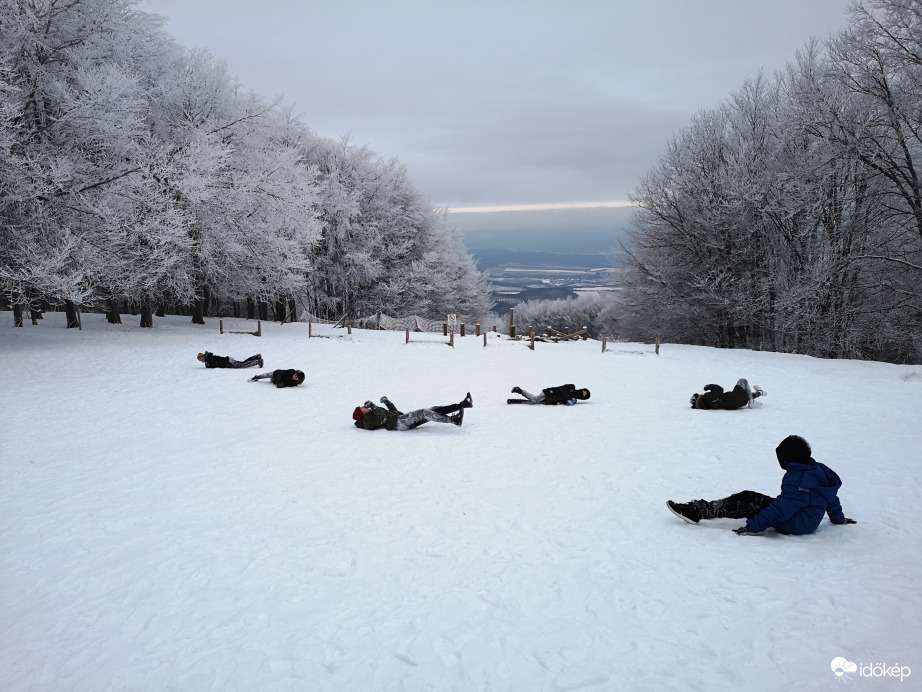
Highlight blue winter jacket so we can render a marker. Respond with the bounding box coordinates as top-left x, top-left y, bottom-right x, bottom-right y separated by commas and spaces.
746, 460, 846, 535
